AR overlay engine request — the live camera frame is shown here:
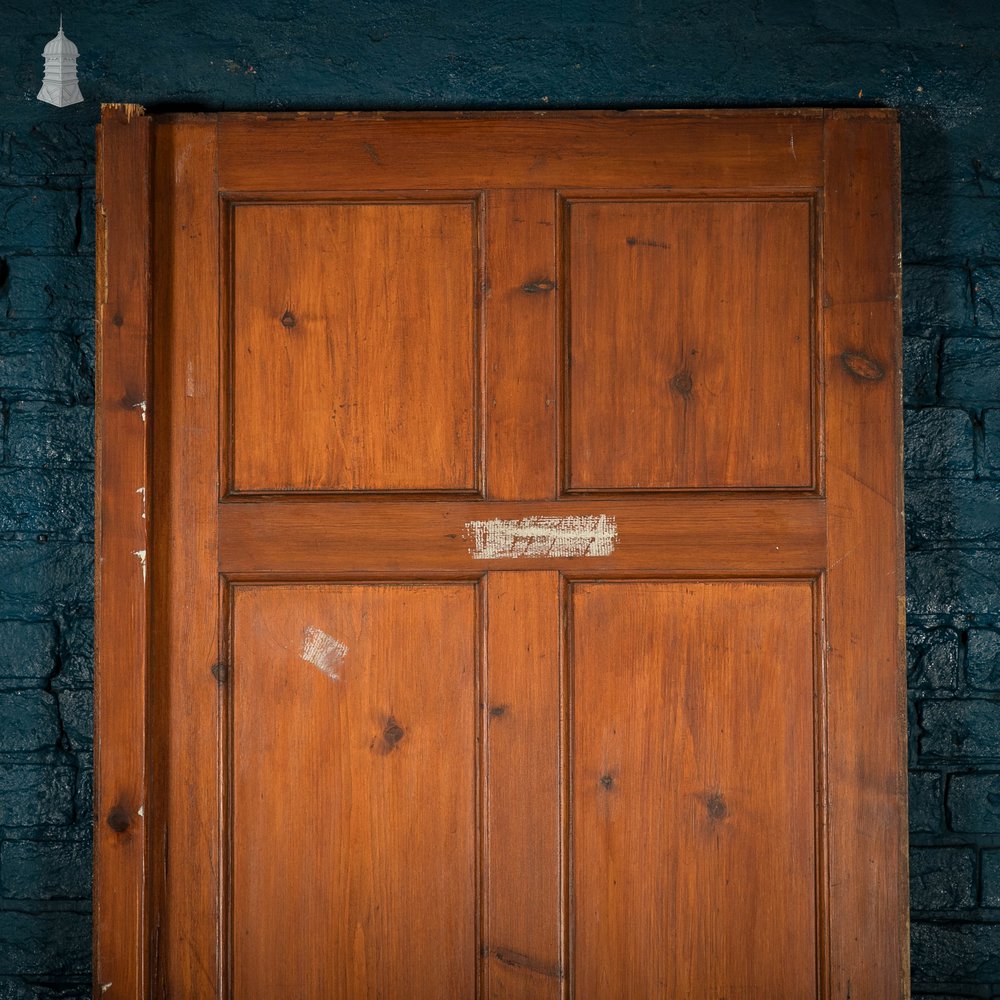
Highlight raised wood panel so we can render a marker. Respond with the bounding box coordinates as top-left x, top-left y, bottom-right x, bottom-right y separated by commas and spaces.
229, 583, 479, 999
229, 200, 480, 493
570, 580, 819, 999
565, 198, 815, 491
